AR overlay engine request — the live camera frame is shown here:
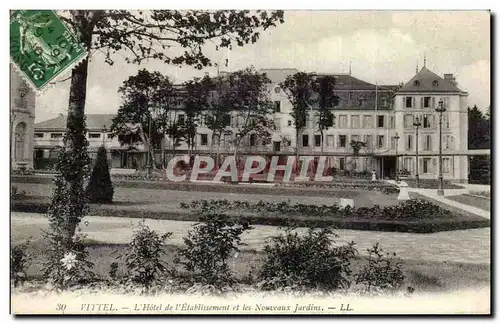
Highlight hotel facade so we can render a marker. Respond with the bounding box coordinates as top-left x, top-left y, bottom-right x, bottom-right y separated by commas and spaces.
30, 66, 470, 182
